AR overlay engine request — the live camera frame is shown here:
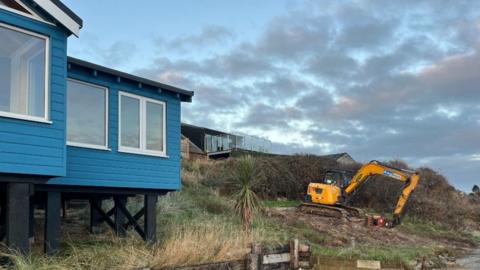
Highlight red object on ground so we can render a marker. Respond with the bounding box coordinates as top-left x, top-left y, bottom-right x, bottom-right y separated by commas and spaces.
377, 217, 385, 227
